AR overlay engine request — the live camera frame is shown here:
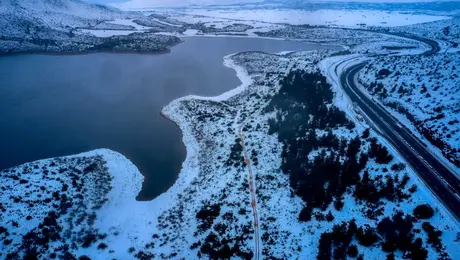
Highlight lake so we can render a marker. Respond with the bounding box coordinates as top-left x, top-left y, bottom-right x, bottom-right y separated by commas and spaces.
0, 37, 340, 200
